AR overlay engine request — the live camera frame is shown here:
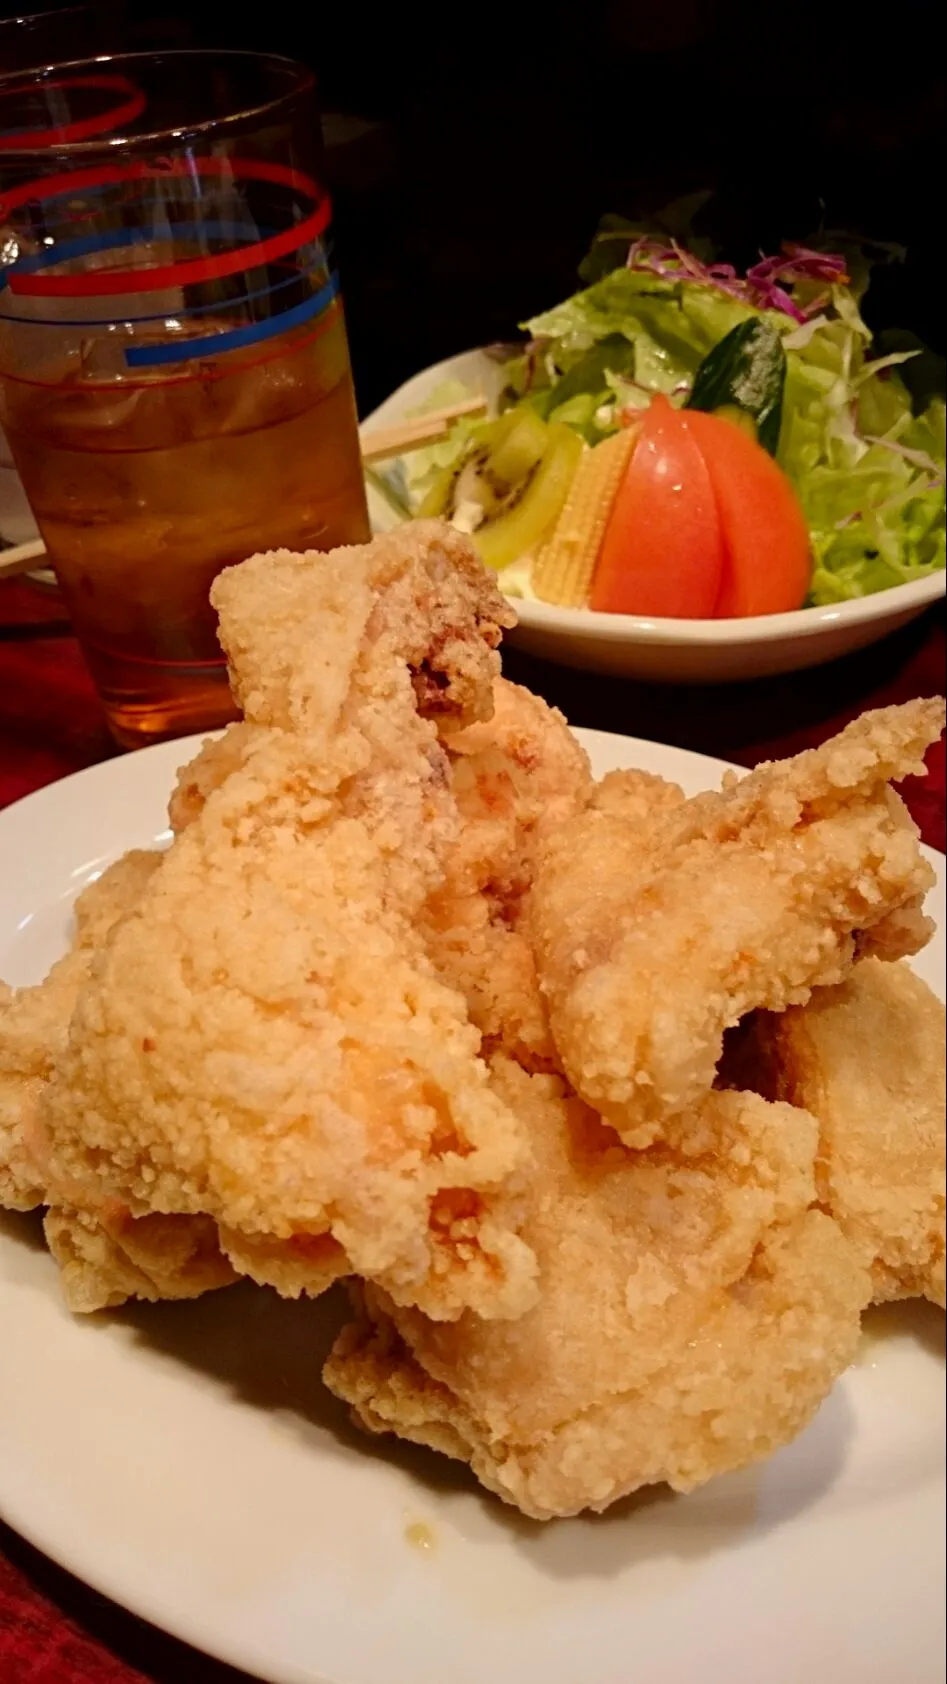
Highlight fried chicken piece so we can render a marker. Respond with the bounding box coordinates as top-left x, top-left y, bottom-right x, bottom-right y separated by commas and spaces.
325, 1059, 869, 1520
531, 701, 944, 1148
722, 959, 945, 1308
41, 525, 538, 1322
0, 852, 161, 1211
446, 679, 593, 874
422, 680, 591, 1067
168, 723, 257, 834
583, 766, 686, 824
1, 967, 71, 1213
43, 1206, 234, 1314
1, 853, 237, 1312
